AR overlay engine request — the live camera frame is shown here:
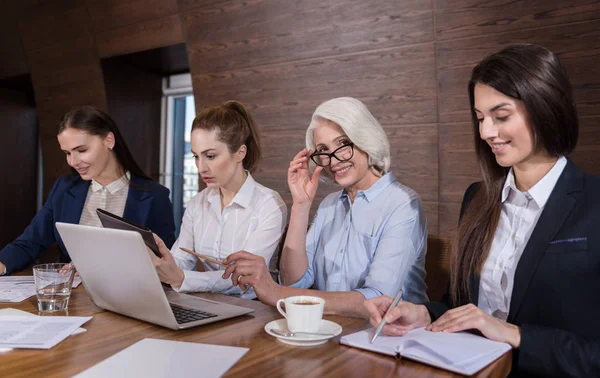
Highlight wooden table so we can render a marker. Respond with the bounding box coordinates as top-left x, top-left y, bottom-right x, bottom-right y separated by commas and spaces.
1, 286, 511, 377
